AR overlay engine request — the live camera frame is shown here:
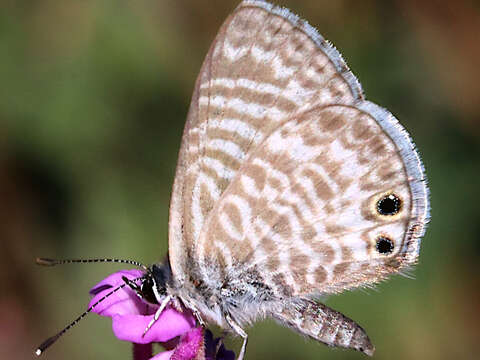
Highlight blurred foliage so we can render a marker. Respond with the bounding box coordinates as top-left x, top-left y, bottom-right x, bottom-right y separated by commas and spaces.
0, 1, 478, 360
